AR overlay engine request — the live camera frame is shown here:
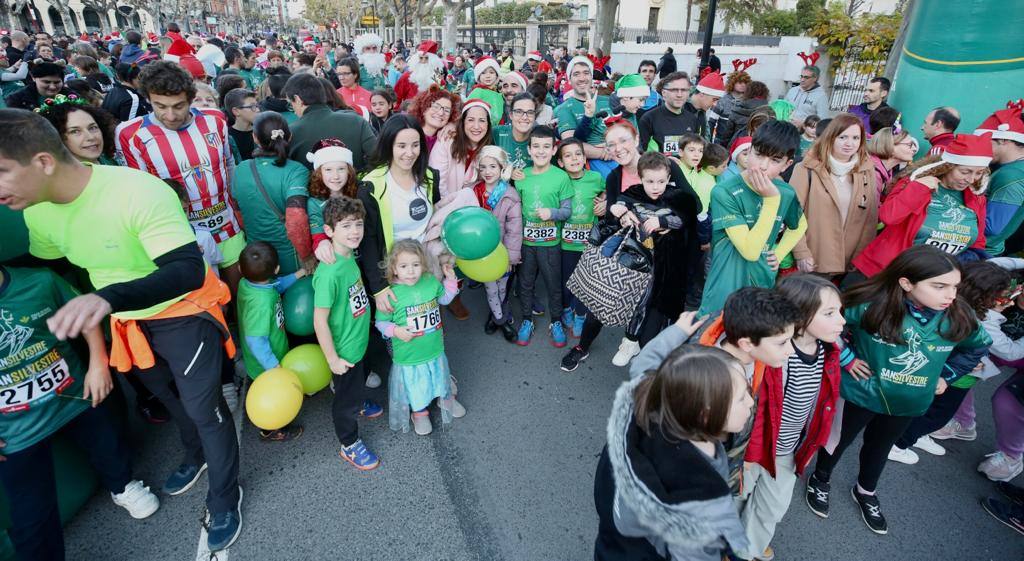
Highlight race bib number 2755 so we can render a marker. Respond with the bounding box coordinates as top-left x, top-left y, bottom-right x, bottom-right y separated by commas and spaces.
0, 358, 74, 413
